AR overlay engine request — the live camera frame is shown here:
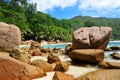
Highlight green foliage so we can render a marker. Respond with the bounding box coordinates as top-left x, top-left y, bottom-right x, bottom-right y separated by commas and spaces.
0, 1, 120, 41
72, 16, 120, 40
84, 20, 95, 27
